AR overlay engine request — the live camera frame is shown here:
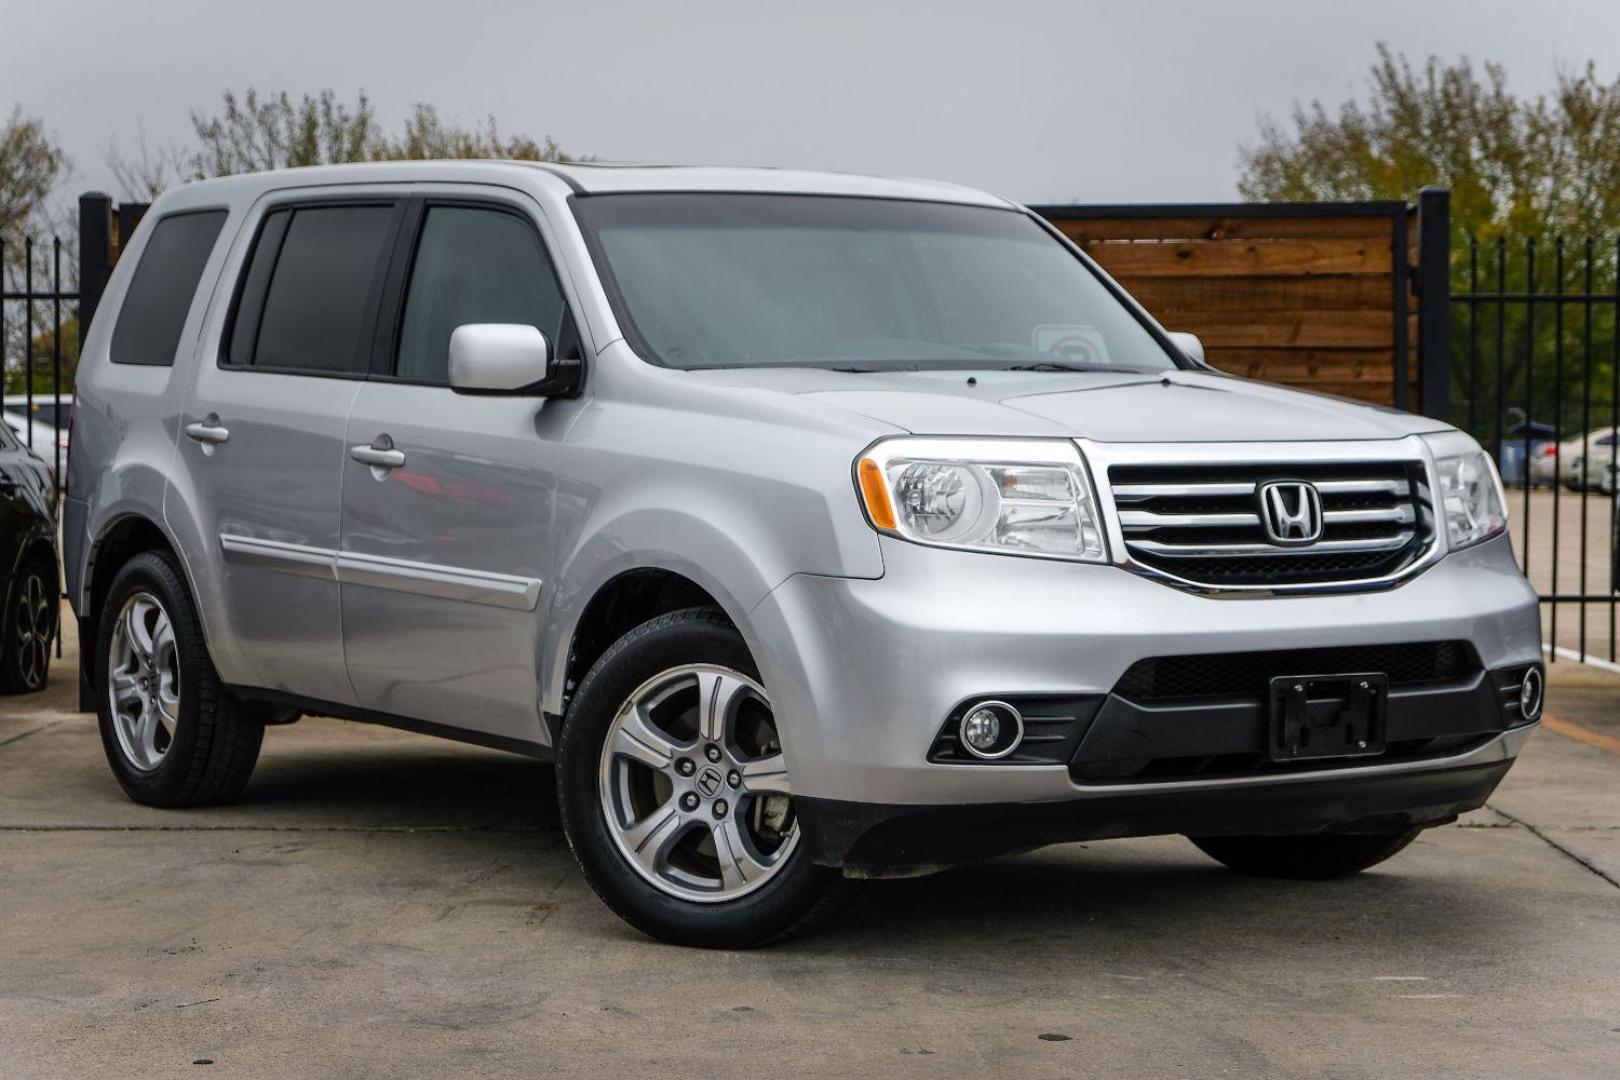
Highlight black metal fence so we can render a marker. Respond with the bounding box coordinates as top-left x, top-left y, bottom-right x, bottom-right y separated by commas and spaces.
1452, 214, 1620, 665
3, 195, 146, 659
1, 195, 146, 490
0, 233, 76, 488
